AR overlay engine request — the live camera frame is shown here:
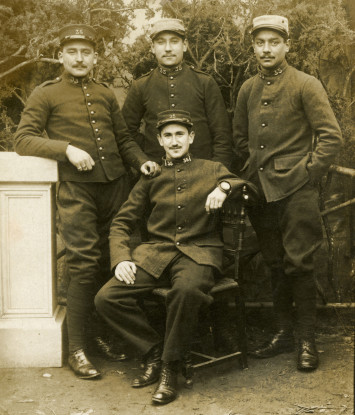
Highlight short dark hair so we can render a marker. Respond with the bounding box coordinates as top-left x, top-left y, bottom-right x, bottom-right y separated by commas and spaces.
59, 39, 96, 52
252, 28, 289, 41
158, 122, 193, 135
152, 31, 185, 41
